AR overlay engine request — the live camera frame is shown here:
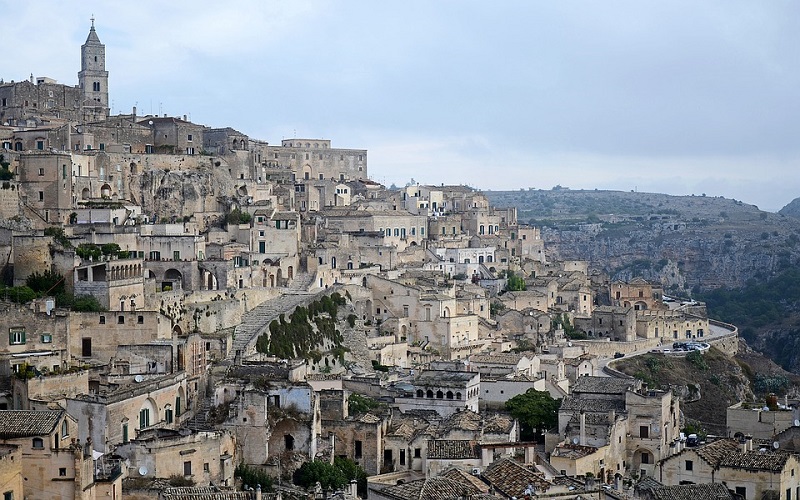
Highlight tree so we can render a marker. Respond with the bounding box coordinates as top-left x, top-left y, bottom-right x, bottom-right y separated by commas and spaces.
26, 270, 65, 295
505, 389, 561, 441
293, 460, 348, 491
505, 270, 526, 292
